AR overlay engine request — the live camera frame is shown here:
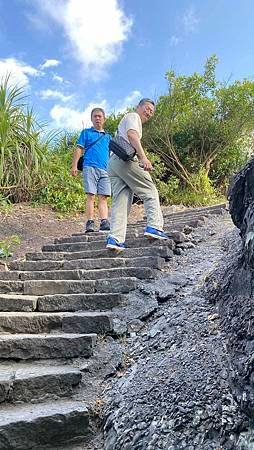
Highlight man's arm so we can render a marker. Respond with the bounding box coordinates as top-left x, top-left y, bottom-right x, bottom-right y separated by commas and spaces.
127, 129, 152, 171
71, 146, 83, 176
